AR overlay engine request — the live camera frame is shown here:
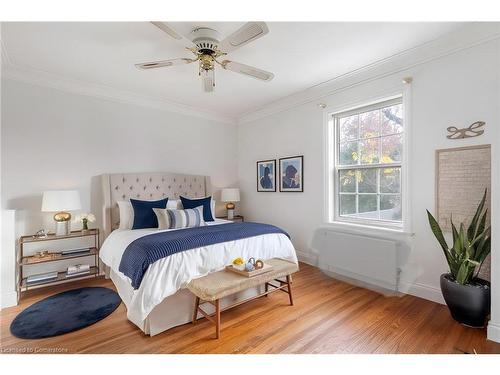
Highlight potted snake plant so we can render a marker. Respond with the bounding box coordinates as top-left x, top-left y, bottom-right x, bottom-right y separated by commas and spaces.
426, 189, 491, 327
